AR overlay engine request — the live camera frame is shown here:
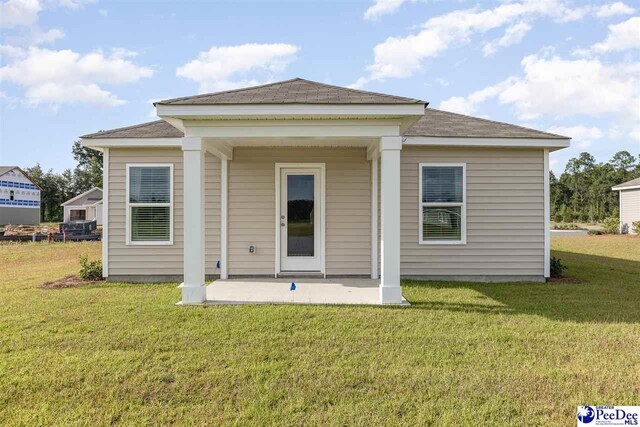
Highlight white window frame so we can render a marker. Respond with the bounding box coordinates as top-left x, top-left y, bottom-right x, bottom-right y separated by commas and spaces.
418, 163, 467, 245
125, 163, 174, 246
